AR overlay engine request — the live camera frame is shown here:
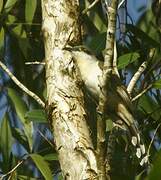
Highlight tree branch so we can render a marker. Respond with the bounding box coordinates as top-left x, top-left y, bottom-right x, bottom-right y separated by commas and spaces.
131, 84, 152, 102
104, 0, 118, 70
118, 0, 125, 9
127, 61, 148, 95
25, 61, 45, 65
82, 0, 100, 14
147, 123, 161, 160
0, 61, 45, 108
0, 159, 24, 179
97, 0, 118, 179
106, 127, 117, 176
